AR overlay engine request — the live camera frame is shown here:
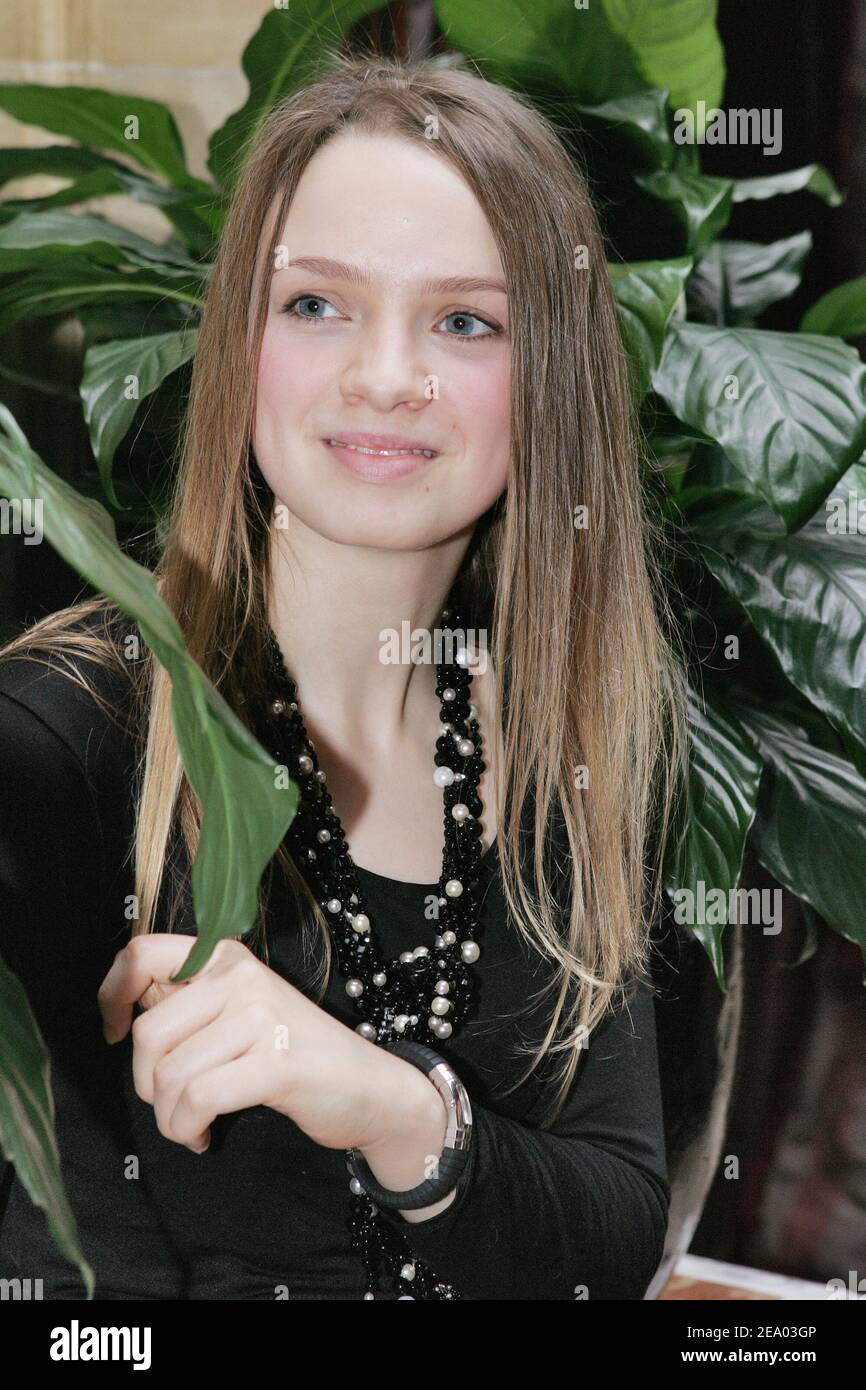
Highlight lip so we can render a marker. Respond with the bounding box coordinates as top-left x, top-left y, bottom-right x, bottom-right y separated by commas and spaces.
321, 432, 441, 482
